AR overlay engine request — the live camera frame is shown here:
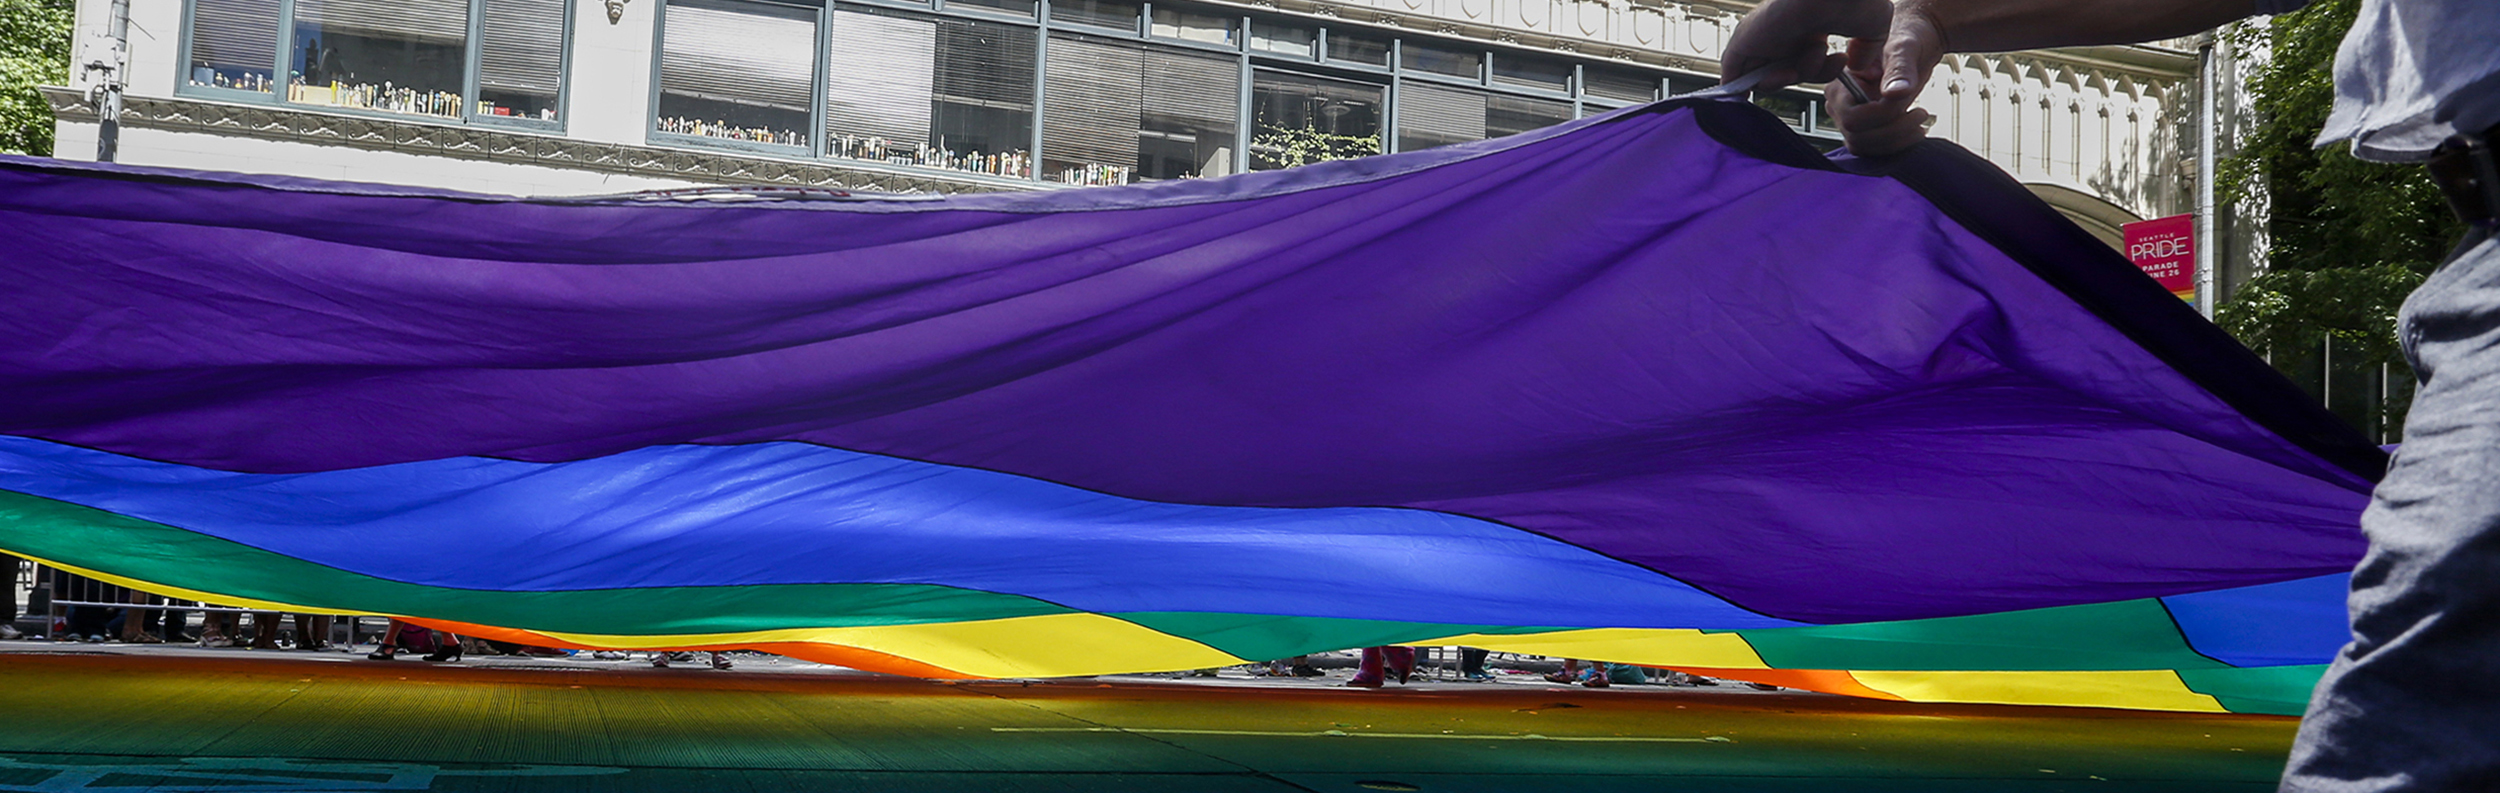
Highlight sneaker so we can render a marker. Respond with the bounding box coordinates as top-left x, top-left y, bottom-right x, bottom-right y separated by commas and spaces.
708, 653, 733, 670
651, 654, 671, 668
200, 636, 235, 648
83, 634, 106, 643
0, 625, 20, 640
